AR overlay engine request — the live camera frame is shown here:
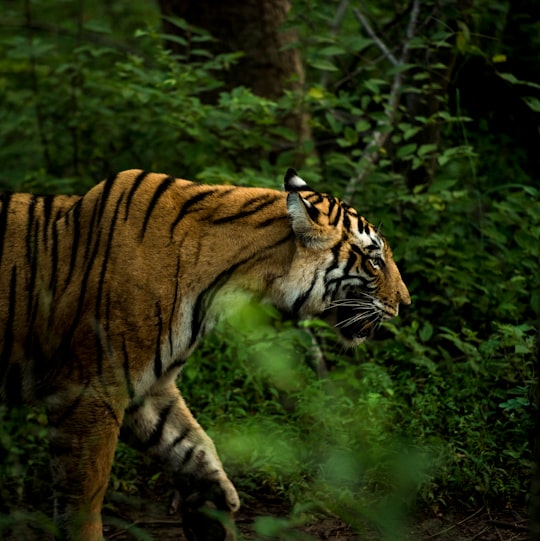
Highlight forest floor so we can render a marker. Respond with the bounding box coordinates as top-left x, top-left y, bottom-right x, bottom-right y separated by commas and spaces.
103, 487, 530, 541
